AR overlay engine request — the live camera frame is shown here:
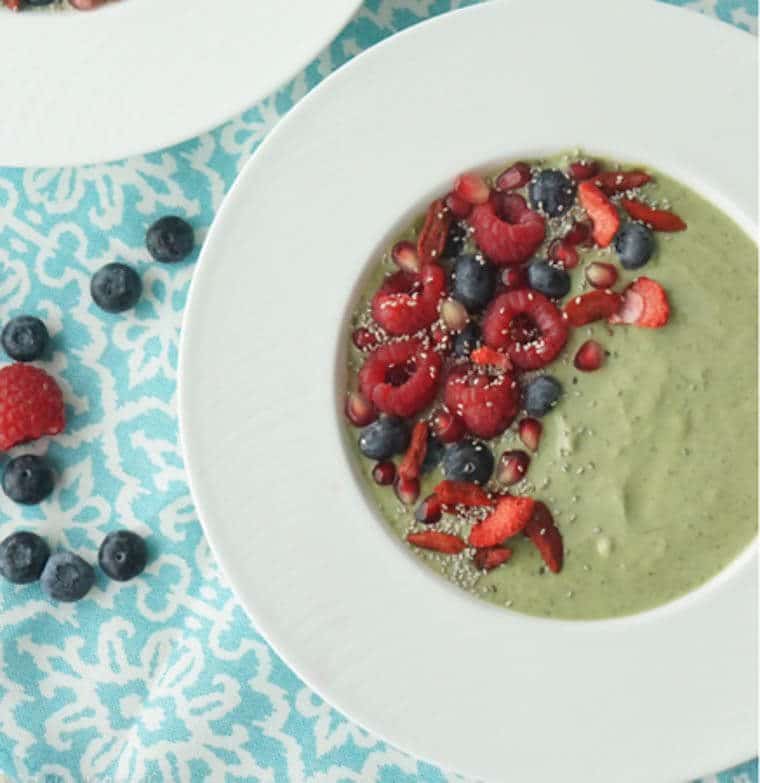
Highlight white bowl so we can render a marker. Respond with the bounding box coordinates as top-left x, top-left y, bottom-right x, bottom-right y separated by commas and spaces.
178, 2, 758, 780
0, 0, 361, 166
